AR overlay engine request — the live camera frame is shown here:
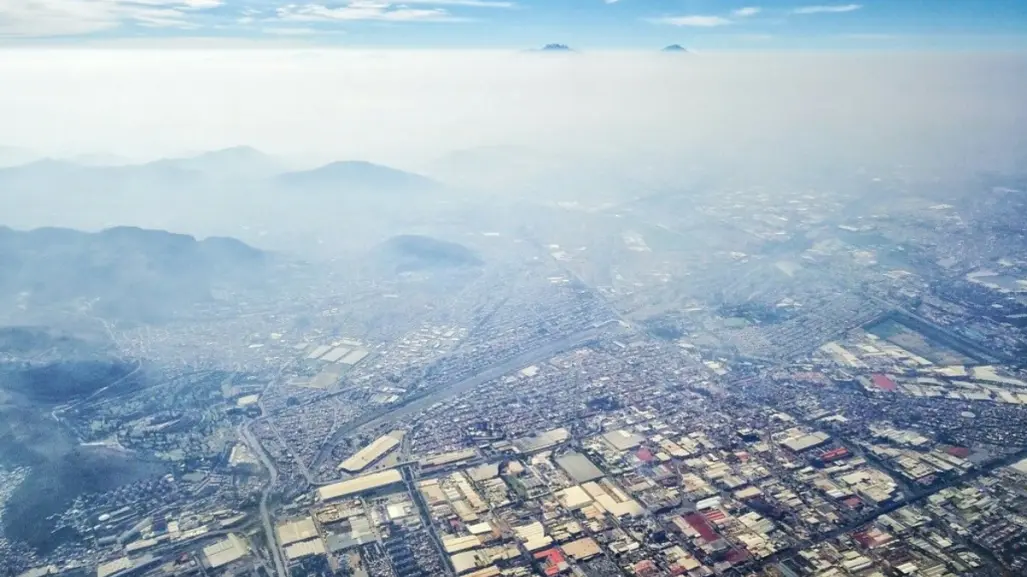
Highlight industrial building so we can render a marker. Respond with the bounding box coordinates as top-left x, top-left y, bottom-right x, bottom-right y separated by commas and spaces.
202, 534, 249, 569
513, 428, 570, 454
555, 452, 604, 483
778, 428, 832, 452
561, 537, 602, 561
420, 448, 478, 469
276, 517, 318, 546
601, 429, 644, 452
338, 432, 401, 473
317, 468, 404, 502
284, 538, 326, 561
